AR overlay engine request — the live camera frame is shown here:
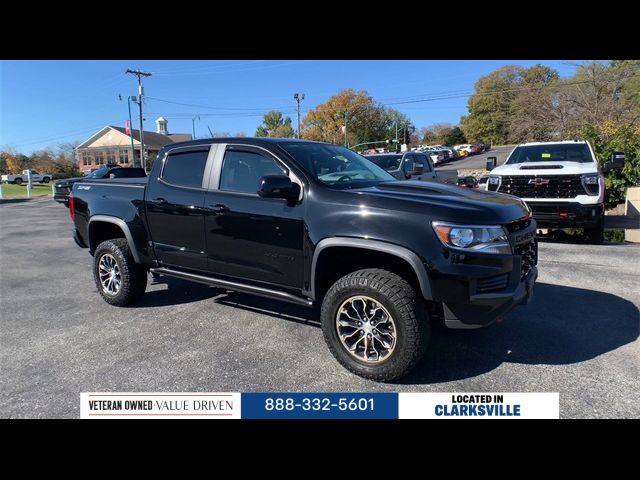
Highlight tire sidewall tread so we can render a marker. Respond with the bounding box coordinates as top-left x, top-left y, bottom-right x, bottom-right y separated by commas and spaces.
321, 268, 429, 382
93, 238, 147, 307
